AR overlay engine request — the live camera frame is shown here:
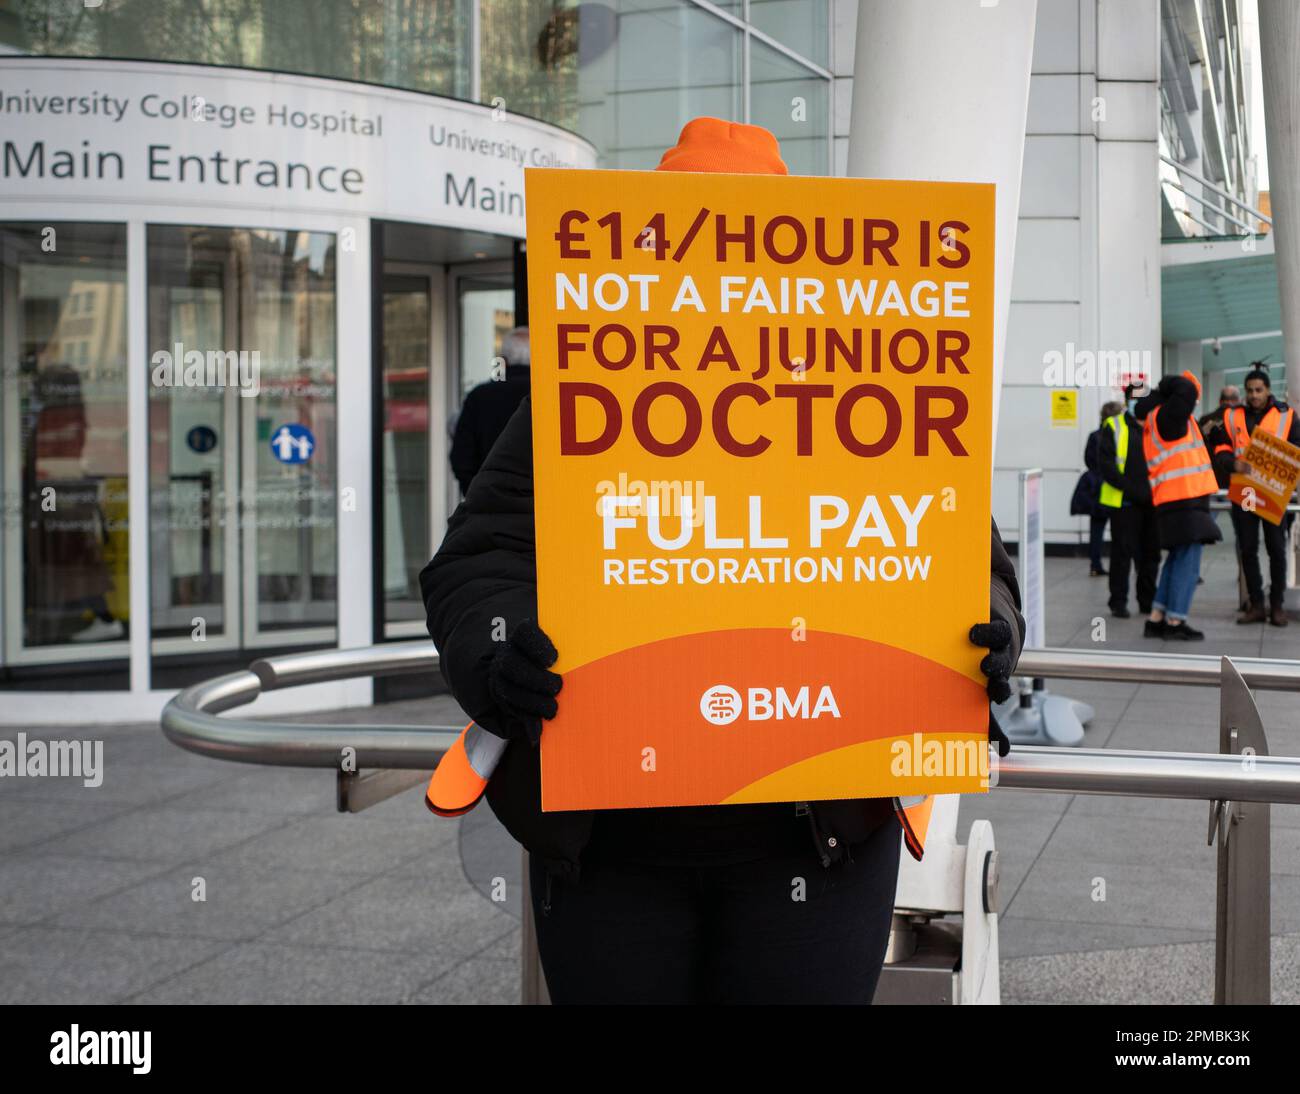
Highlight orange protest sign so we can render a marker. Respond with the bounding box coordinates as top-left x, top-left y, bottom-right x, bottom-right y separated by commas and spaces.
525, 168, 995, 812
1229, 427, 1300, 526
